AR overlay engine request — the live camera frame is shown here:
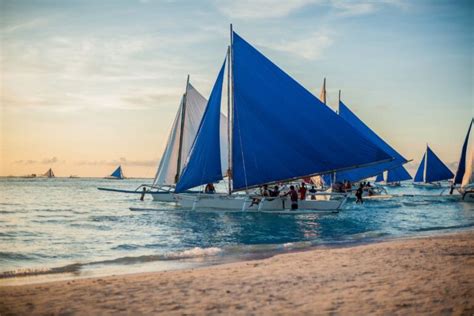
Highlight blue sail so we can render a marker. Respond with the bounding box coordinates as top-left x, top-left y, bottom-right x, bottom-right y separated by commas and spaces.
110, 166, 123, 179
323, 174, 333, 186
375, 173, 384, 183
454, 119, 473, 184
334, 101, 407, 182
386, 166, 412, 183
231, 32, 392, 191
425, 146, 454, 182
414, 152, 426, 182
175, 59, 226, 193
